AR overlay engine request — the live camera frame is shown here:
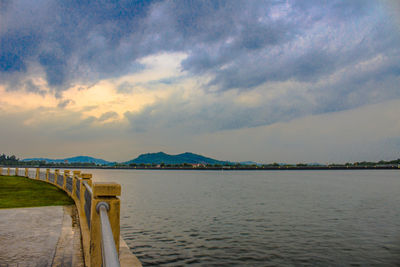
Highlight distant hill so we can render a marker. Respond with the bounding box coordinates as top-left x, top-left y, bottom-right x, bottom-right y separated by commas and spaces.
23, 156, 111, 165
21, 152, 256, 166
125, 152, 230, 165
